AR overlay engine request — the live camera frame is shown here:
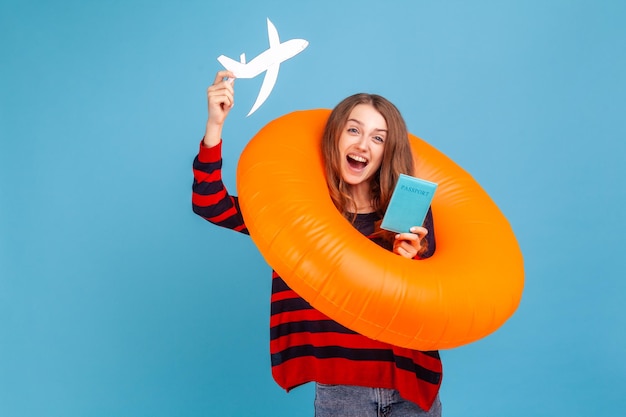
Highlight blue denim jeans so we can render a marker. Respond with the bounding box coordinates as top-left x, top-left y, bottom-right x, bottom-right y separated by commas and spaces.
314, 384, 442, 417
